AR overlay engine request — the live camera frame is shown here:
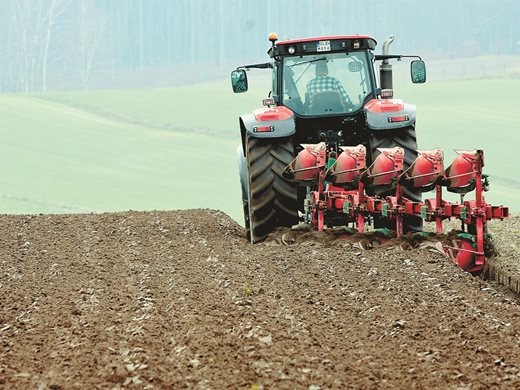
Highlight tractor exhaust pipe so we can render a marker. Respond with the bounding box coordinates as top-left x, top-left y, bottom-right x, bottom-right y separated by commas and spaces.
380, 35, 394, 91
